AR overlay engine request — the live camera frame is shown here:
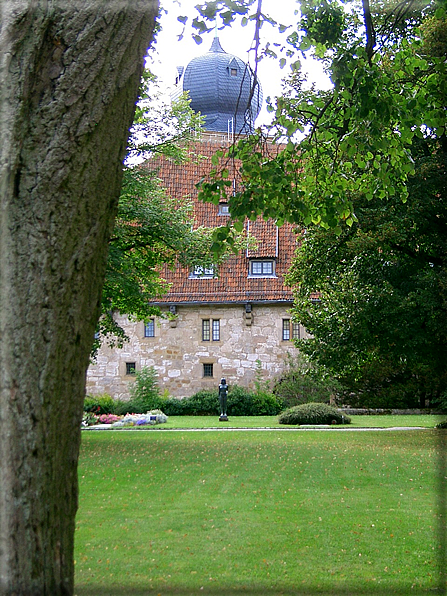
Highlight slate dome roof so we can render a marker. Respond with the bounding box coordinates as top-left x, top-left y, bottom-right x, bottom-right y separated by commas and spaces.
181, 37, 262, 134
